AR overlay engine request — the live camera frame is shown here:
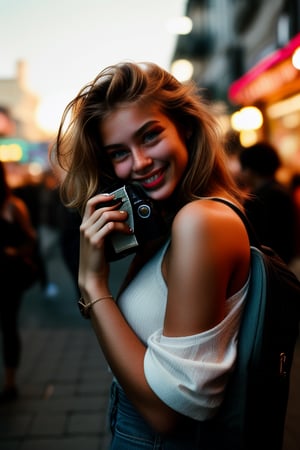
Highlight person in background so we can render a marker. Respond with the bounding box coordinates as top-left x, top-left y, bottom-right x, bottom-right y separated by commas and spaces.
58, 205, 81, 296
52, 61, 250, 449
0, 105, 56, 299
289, 173, 300, 281
14, 171, 61, 299
290, 173, 300, 258
239, 141, 296, 264
0, 161, 36, 401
